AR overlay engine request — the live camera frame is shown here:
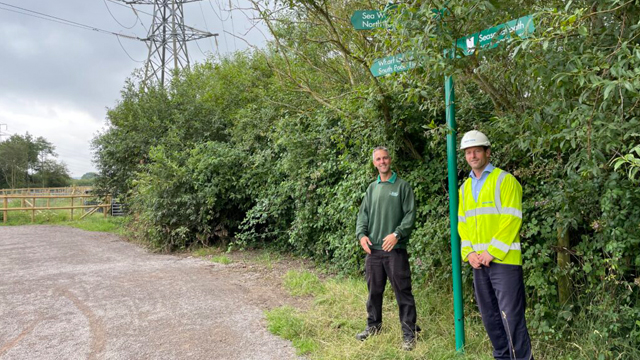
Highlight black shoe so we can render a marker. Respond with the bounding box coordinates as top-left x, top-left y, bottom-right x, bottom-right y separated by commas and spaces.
355, 326, 381, 341
402, 325, 420, 351
402, 336, 416, 351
